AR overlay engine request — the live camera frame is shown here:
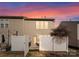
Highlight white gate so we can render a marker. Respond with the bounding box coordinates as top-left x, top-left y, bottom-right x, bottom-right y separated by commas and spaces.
11, 36, 29, 56
39, 35, 68, 52
39, 35, 53, 51
53, 37, 68, 51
